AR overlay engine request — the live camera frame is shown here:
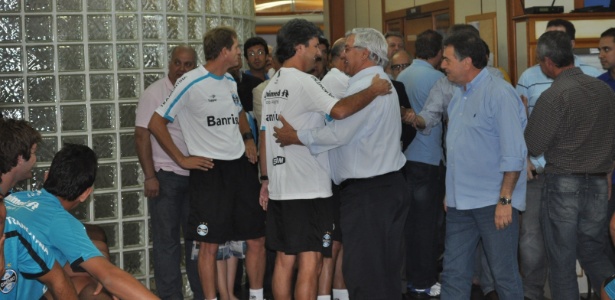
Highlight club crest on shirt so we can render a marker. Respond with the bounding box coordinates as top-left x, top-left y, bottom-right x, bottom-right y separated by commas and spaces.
197, 223, 208, 236
232, 93, 241, 106
1, 269, 17, 294
323, 232, 332, 248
